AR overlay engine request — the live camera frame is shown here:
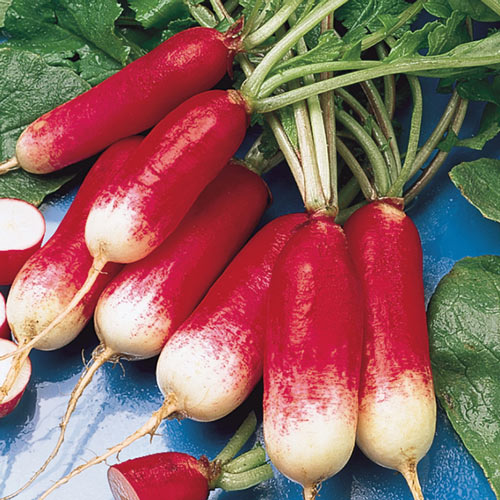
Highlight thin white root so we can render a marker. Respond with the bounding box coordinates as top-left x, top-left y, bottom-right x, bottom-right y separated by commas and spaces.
0, 256, 107, 364
0, 157, 19, 175
303, 483, 319, 500
38, 393, 179, 499
0, 348, 30, 405
399, 461, 425, 500
0, 345, 115, 500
